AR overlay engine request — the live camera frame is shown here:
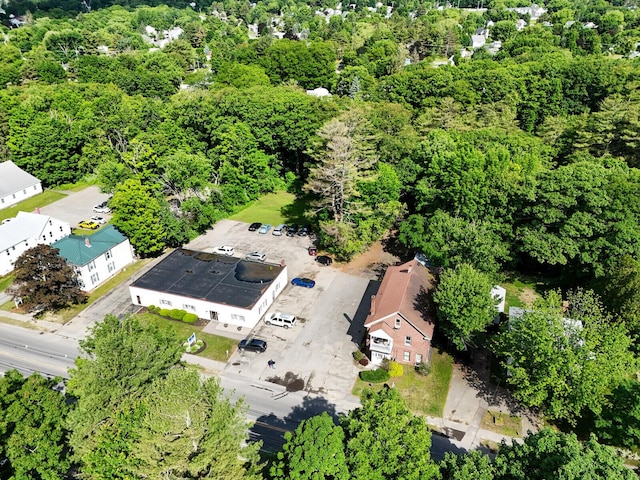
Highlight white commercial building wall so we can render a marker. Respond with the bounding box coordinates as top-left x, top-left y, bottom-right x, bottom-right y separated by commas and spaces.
129, 265, 288, 329
0, 217, 70, 276
0, 183, 42, 210
76, 240, 135, 291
